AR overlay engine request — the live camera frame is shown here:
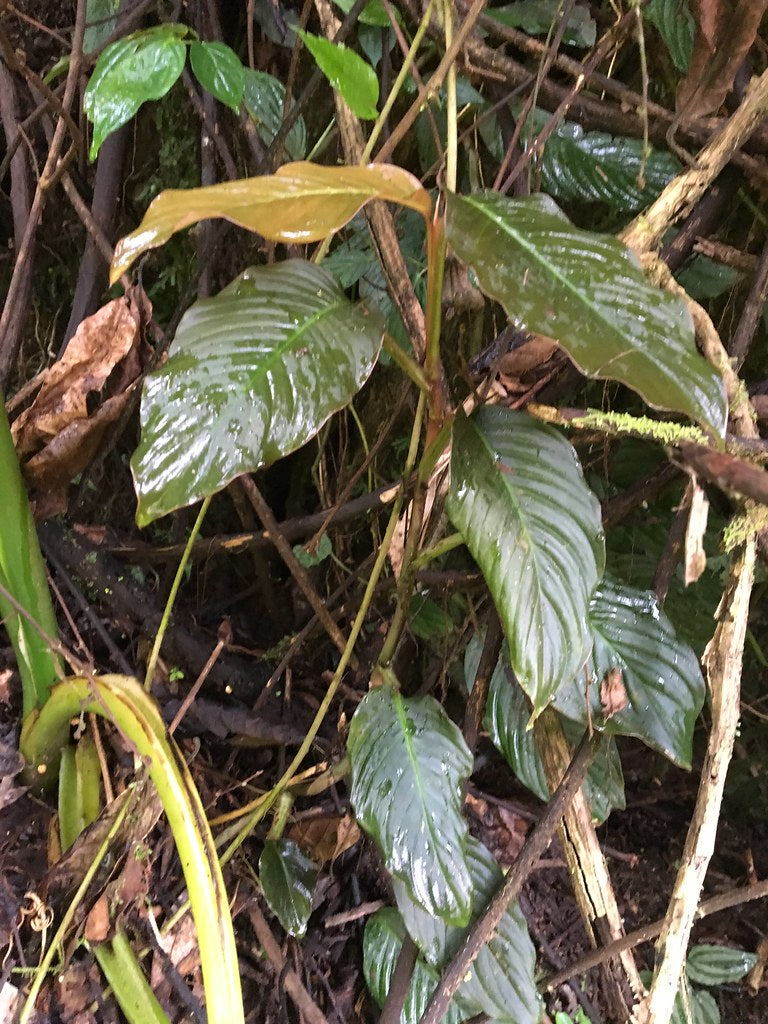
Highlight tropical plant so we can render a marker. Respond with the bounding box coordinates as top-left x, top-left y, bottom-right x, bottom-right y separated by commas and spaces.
2, 4, 765, 1024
